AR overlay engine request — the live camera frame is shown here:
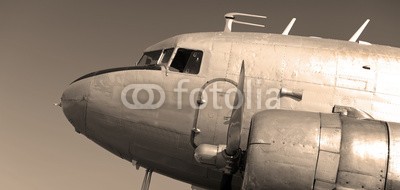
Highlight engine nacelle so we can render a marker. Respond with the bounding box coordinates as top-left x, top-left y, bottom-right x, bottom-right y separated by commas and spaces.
242, 110, 400, 190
